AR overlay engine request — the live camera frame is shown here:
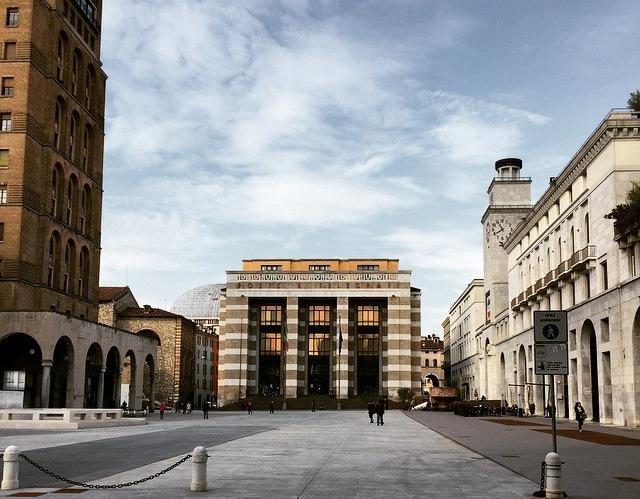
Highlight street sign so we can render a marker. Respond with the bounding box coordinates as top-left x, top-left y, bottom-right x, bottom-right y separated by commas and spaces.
534, 311, 568, 343
534, 343, 568, 375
